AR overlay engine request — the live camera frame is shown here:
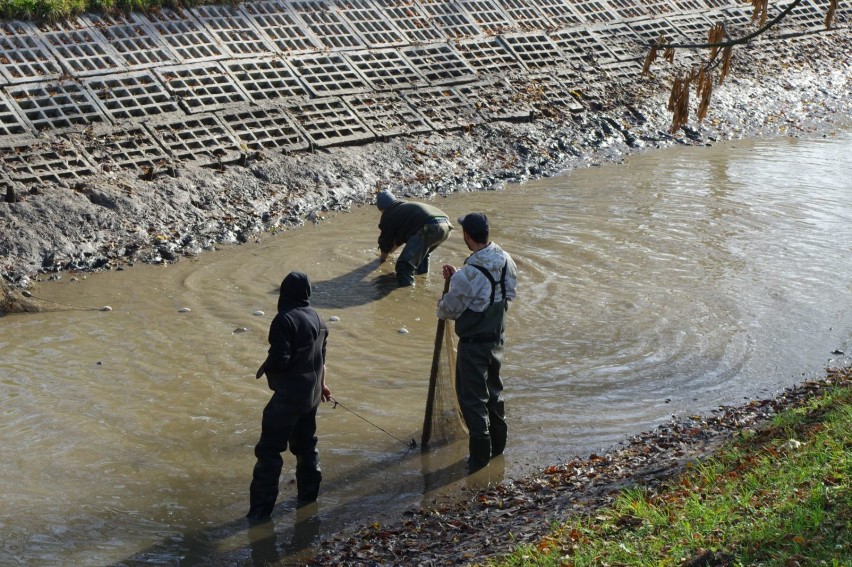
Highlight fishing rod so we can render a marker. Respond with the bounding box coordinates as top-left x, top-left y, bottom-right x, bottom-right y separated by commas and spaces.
329, 396, 418, 450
